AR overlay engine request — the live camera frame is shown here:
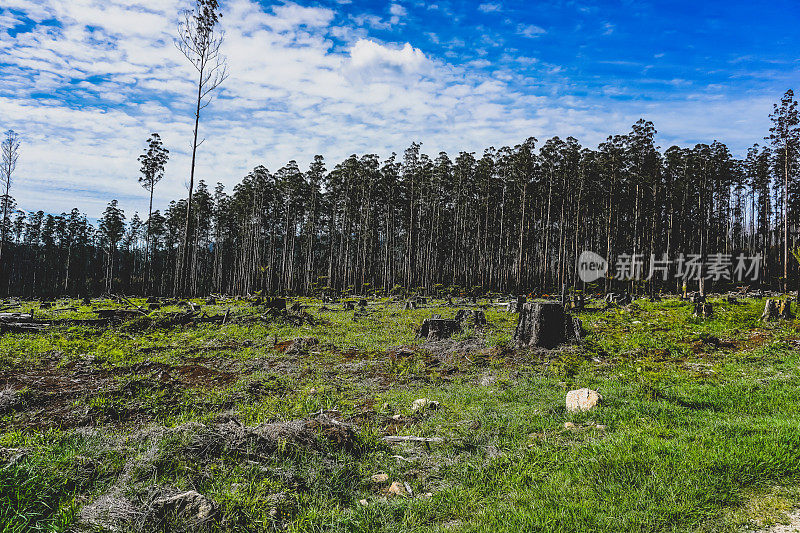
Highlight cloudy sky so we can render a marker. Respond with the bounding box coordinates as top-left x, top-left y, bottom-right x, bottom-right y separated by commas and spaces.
2, 0, 799, 218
